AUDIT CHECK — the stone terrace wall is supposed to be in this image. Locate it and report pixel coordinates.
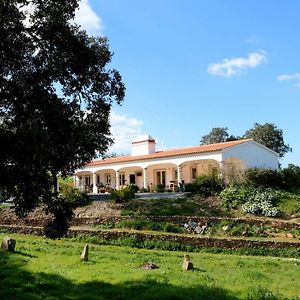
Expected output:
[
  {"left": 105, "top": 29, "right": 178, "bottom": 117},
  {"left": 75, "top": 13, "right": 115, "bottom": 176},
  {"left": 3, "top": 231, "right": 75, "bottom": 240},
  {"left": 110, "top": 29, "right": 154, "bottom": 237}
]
[{"left": 1, "top": 224, "right": 299, "bottom": 251}]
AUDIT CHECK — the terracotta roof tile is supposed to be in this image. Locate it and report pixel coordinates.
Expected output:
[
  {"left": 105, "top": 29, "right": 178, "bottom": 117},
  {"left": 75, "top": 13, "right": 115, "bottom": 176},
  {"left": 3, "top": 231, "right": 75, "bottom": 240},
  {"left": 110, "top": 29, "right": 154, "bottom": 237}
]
[{"left": 86, "top": 139, "right": 252, "bottom": 167}]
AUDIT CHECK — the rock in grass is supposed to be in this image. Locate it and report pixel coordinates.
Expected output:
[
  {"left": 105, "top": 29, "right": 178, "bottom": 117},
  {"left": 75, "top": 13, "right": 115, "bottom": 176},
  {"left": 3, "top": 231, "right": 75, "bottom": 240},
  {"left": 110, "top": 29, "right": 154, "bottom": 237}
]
[
  {"left": 140, "top": 262, "right": 159, "bottom": 269},
  {"left": 182, "top": 254, "right": 193, "bottom": 271},
  {"left": 1, "top": 237, "right": 16, "bottom": 252},
  {"left": 81, "top": 244, "right": 89, "bottom": 261}
]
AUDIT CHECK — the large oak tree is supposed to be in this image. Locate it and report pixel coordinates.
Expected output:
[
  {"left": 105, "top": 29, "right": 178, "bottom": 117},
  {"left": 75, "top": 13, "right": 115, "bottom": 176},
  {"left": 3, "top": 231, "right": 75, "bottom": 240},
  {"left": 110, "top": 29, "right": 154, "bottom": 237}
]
[{"left": 0, "top": 0, "right": 125, "bottom": 236}]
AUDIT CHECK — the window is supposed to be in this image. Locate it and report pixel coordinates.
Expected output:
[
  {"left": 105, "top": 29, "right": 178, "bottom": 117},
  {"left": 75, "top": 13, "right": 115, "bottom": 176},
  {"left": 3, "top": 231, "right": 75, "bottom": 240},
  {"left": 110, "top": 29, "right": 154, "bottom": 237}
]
[
  {"left": 156, "top": 170, "right": 166, "bottom": 186},
  {"left": 191, "top": 167, "right": 197, "bottom": 180},
  {"left": 105, "top": 173, "right": 111, "bottom": 185},
  {"left": 119, "top": 173, "right": 126, "bottom": 185}
]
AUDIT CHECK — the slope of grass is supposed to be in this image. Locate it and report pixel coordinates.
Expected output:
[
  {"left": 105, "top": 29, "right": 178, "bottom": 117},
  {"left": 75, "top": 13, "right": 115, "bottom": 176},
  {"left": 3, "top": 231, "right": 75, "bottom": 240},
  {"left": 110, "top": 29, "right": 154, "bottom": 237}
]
[
  {"left": 121, "top": 196, "right": 227, "bottom": 217},
  {"left": 0, "top": 233, "right": 300, "bottom": 299}
]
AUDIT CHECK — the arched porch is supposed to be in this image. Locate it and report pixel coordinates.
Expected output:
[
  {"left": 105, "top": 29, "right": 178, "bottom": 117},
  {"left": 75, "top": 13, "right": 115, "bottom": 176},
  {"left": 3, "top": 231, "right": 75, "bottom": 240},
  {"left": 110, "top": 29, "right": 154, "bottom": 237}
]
[
  {"left": 74, "top": 171, "right": 93, "bottom": 192},
  {"left": 179, "top": 159, "right": 221, "bottom": 182}
]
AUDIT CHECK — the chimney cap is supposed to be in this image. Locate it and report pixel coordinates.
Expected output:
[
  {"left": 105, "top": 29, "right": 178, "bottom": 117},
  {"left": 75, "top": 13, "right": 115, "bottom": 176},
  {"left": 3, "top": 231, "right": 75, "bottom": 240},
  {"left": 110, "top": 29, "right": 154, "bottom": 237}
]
[{"left": 132, "top": 134, "right": 155, "bottom": 144}]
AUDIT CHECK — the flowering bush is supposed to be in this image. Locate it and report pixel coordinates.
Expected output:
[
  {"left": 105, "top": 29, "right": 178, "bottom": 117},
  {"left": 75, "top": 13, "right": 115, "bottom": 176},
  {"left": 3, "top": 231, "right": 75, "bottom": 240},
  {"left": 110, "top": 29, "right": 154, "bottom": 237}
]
[
  {"left": 220, "top": 186, "right": 280, "bottom": 217},
  {"left": 242, "top": 200, "right": 280, "bottom": 217}
]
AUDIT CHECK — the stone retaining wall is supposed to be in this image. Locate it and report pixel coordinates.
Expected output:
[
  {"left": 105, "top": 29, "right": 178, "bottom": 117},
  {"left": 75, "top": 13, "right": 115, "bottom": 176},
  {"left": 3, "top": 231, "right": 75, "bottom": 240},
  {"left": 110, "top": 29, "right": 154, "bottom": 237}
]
[
  {"left": 1, "top": 224, "right": 299, "bottom": 251},
  {"left": 69, "top": 216, "right": 300, "bottom": 230},
  {"left": 1, "top": 215, "right": 300, "bottom": 230}
]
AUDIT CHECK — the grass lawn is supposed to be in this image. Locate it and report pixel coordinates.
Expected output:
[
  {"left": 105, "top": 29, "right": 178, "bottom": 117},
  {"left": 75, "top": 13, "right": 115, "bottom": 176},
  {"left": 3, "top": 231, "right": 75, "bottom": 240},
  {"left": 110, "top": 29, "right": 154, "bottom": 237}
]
[{"left": 1, "top": 233, "right": 300, "bottom": 300}]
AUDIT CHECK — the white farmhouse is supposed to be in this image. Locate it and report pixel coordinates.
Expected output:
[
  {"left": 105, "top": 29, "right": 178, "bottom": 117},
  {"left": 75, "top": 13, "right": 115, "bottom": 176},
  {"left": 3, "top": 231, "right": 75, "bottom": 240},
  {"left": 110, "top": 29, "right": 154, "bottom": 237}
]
[{"left": 74, "top": 135, "right": 279, "bottom": 193}]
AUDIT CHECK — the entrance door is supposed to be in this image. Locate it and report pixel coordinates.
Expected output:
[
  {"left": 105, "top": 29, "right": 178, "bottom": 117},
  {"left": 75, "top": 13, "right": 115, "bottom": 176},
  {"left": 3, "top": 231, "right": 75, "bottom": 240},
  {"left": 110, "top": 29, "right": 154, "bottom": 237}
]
[
  {"left": 156, "top": 170, "right": 166, "bottom": 186},
  {"left": 129, "top": 174, "right": 136, "bottom": 184}
]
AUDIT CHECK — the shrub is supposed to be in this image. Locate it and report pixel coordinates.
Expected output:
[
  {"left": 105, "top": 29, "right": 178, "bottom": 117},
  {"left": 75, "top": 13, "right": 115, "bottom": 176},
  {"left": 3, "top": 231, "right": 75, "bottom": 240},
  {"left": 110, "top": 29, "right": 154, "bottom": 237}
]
[
  {"left": 281, "top": 164, "right": 300, "bottom": 191},
  {"left": 111, "top": 186, "right": 135, "bottom": 203},
  {"left": 128, "top": 184, "right": 139, "bottom": 193},
  {"left": 185, "top": 174, "right": 224, "bottom": 196},
  {"left": 244, "top": 168, "right": 284, "bottom": 189},
  {"left": 156, "top": 184, "right": 165, "bottom": 193},
  {"left": 59, "top": 184, "right": 90, "bottom": 208},
  {"left": 220, "top": 186, "right": 280, "bottom": 217},
  {"left": 219, "top": 186, "right": 253, "bottom": 208},
  {"left": 242, "top": 201, "right": 280, "bottom": 217}
]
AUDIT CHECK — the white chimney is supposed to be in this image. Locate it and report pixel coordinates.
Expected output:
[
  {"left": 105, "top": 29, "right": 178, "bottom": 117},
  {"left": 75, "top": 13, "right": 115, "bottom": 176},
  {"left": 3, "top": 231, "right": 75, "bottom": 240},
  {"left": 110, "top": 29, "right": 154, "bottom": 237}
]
[{"left": 132, "top": 134, "right": 156, "bottom": 156}]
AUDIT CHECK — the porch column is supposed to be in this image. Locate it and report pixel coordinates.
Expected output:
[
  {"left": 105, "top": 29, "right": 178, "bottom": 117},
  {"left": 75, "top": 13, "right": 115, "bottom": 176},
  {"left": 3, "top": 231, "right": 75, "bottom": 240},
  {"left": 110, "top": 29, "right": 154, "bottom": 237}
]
[
  {"left": 92, "top": 173, "right": 98, "bottom": 194},
  {"left": 177, "top": 166, "right": 182, "bottom": 187},
  {"left": 73, "top": 176, "right": 77, "bottom": 188},
  {"left": 116, "top": 170, "right": 120, "bottom": 190},
  {"left": 143, "top": 168, "right": 147, "bottom": 189}
]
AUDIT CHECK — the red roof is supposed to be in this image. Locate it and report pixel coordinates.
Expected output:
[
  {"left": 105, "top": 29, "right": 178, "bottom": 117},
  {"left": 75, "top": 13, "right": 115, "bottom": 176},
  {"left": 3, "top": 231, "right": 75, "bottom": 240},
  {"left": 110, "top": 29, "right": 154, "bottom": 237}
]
[{"left": 87, "top": 139, "right": 252, "bottom": 167}]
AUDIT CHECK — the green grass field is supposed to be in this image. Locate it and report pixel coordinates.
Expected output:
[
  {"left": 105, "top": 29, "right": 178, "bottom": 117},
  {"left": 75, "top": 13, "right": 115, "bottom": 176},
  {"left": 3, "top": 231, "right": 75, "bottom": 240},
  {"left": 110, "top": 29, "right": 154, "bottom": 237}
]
[{"left": 1, "top": 233, "right": 300, "bottom": 300}]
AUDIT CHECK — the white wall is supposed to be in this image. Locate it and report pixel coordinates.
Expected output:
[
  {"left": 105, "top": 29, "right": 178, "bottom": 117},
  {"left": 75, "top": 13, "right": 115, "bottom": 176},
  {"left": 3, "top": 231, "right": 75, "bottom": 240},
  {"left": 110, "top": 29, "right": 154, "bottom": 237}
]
[{"left": 222, "top": 141, "right": 279, "bottom": 170}]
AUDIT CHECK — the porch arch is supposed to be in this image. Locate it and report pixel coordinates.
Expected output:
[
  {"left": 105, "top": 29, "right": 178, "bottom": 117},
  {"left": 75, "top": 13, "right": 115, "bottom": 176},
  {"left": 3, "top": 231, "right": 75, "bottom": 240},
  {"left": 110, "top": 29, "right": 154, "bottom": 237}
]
[
  {"left": 74, "top": 171, "right": 93, "bottom": 192},
  {"left": 179, "top": 159, "right": 221, "bottom": 182},
  {"left": 145, "top": 162, "right": 178, "bottom": 191},
  {"left": 117, "top": 166, "right": 144, "bottom": 189}
]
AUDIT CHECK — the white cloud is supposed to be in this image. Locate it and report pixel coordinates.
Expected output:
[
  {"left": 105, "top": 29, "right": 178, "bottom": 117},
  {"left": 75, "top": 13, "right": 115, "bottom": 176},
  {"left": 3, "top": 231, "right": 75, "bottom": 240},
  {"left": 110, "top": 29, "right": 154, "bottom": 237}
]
[
  {"left": 74, "top": 0, "right": 103, "bottom": 34},
  {"left": 109, "top": 111, "right": 145, "bottom": 153},
  {"left": 277, "top": 73, "right": 300, "bottom": 81},
  {"left": 277, "top": 73, "right": 300, "bottom": 88},
  {"left": 207, "top": 50, "right": 267, "bottom": 77}
]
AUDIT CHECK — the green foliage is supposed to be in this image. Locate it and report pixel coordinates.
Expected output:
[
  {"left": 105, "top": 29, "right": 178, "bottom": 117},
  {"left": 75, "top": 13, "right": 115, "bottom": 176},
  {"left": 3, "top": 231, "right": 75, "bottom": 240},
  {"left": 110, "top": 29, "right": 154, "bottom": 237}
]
[
  {"left": 219, "top": 186, "right": 252, "bottom": 208},
  {"left": 244, "top": 122, "right": 292, "bottom": 158},
  {"left": 276, "top": 190, "right": 300, "bottom": 217},
  {"left": 281, "top": 164, "right": 300, "bottom": 191},
  {"left": 115, "top": 219, "right": 184, "bottom": 233},
  {"left": 121, "top": 197, "right": 206, "bottom": 216},
  {"left": 111, "top": 186, "right": 135, "bottom": 203},
  {"left": 43, "top": 197, "right": 74, "bottom": 239},
  {"left": 220, "top": 186, "right": 280, "bottom": 217},
  {"left": 0, "top": 0, "right": 125, "bottom": 236},
  {"left": 185, "top": 174, "right": 224, "bottom": 196},
  {"left": 245, "top": 168, "right": 284, "bottom": 189},
  {"left": 128, "top": 184, "right": 139, "bottom": 193},
  {"left": 200, "top": 127, "right": 237, "bottom": 145},
  {"left": 42, "top": 184, "right": 90, "bottom": 238},
  {"left": 241, "top": 165, "right": 300, "bottom": 192},
  {"left": 59, "top": 184, "right": 90, "bottom": 208},
  {"left": 156, "top": 184, "right": 165, "bottom": 193}
]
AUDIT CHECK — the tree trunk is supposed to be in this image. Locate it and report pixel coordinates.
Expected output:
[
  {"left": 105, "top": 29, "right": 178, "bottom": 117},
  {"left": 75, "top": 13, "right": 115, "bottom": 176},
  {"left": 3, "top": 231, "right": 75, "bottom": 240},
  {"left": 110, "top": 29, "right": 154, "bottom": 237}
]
[{"left": 52, "top": 171, "right": 58, "bottom": 193}]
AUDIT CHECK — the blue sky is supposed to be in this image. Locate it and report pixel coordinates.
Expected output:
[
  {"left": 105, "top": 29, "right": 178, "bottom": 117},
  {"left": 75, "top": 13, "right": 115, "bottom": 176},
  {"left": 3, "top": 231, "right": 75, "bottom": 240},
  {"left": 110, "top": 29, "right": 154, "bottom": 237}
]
[{"left": 75, "top": 0, "right": 300, "bottom": 166}]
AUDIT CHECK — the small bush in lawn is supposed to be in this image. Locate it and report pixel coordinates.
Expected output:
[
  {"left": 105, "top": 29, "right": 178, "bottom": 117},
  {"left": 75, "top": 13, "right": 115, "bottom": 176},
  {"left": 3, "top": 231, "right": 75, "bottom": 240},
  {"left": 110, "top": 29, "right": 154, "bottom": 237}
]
[
  {"left": 111, "top": 186, "right": 135, "bottom": 203},
  {"left": 185, "top": 174, "right": 224, "bottom": 196}
]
